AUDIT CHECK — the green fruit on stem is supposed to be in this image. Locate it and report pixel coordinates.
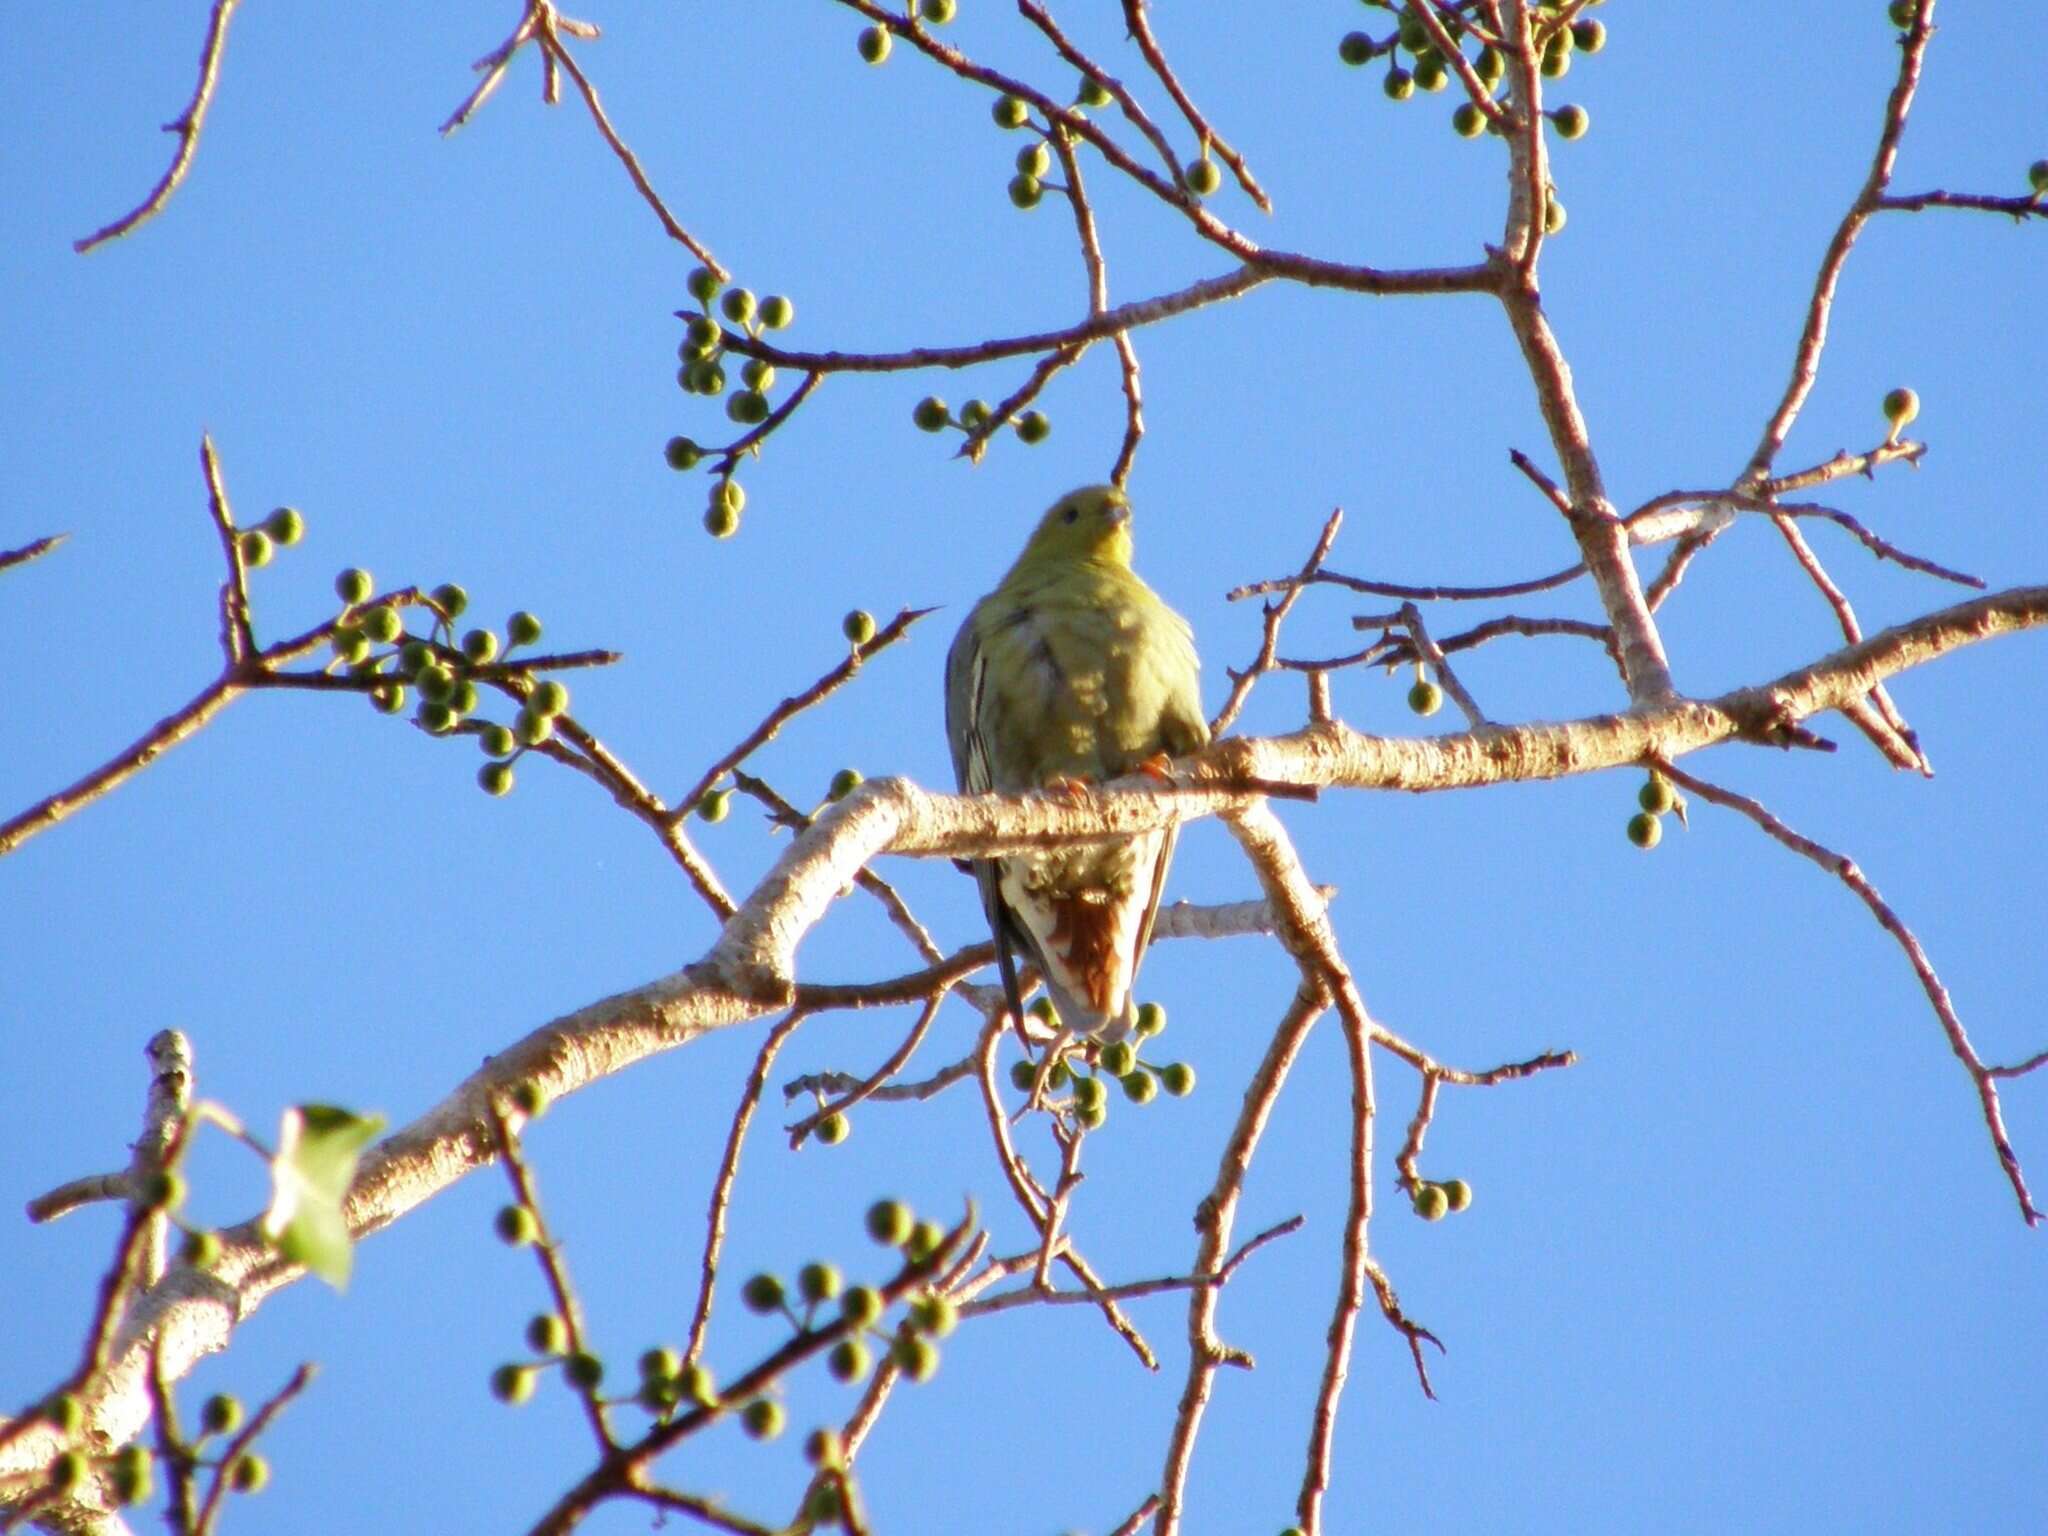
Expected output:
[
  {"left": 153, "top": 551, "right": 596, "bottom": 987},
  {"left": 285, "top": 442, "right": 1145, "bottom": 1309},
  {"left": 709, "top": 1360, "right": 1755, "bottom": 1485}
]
[
  {"left": 1551, "top": 104, "right": 1589, "bottom": 140},
  {"left": 857, "top": 25, "right": 890, "bottom": 63},
  {"left": 759, "top": 294, "right": 795, "bottom": 329},
  {"left": 1627, "top": 810, "right": 1663, "bottom": 850},
  {"left": 1185, "top": 158, "right": 1223, "bottom": 197},
  {"left": 993, "top": 94, "right": 1030, "bottom": 130},
  {"left": 1408, "top": 679, "right": 1443, "bottom": 716},
  {"left": 913, "top": 396, "right": 951, "bottom": 432},
  {"left": 1008, "top": 172, "right": 1044, "bottom": 209},
  {"left": 1339, "top": 31, "right": 1374, "bottom": 65},
  {"left": 1413, "top": 1182, "right": 1450, "bottom": 1221}
]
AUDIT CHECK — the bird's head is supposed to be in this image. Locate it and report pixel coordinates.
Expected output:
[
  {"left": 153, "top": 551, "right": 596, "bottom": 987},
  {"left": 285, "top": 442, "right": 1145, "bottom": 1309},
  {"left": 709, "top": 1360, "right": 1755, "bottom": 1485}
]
[{"left": 1013, "top": 485, "right": 1134, "bottom": 571}]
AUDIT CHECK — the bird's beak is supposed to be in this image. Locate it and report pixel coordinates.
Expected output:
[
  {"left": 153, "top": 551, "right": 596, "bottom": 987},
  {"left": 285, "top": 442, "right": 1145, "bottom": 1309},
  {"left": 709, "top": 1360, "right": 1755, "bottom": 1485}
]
[{"left": 1104, "top": 494, "right": 1131, "bottom": 527}]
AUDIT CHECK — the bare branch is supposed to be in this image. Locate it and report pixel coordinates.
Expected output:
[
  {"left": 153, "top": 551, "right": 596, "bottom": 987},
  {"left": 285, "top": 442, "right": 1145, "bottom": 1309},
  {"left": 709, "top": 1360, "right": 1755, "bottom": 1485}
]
[{"left": 74, "top": 0, "right": 242, "bottom": 252}]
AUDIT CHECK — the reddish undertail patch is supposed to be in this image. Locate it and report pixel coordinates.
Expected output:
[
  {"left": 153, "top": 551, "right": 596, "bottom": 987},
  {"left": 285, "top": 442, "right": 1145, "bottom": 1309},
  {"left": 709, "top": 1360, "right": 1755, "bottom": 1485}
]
[{"left": 1045, "top": 889, "right": 1120, "bottom": 1014}]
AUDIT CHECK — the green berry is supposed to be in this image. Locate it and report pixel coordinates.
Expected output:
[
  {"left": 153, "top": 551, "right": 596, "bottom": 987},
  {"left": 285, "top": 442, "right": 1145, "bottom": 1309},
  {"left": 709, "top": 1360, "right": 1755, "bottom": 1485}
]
[
  {"left": 891, "top": 1332, "right": 940, "bottom": 1383},
  {"left": 640, "top": 1346, "right": 682, "bottom": 1382},
  {"left": 1046, "top": 1061, "right": 1070, "bottom": 1089},
  {"left": 828, "top": 767, "right": 863, "bottom": 801},
  {"left": 565, "top": 1352, "right": 605, "bottom": 1390},
  {"left": 993, "top": 94, "right": 1030, "bottom": 129},
  {"left": 1883, "top": 387, "right": 1920, "bottom": 429},
  {"left": 43, "top": 1394, "right": 84, "bottom": 1435},
  {"left": 507, "top": 611, "right": 543, "bottom": 647},
  {"left": 530, "top": 679, "right": 568, "bottom": 717},
  {"left": 141, "top": 1169, "right": 185, "bottom": 1212},
  {"left": 1639, "top": 774, "right": 1677, "bottom": 814},
  {"left": 680, "top": 1362, "right": 718, "bottom": 1406},
  {"left": 515, "top": 707, "right": 554, "bottom": 747},
  {"left": 1408, "top": 679, "right": 1443, "bottom": 716},
  {"left": 1100, "top": 1039, "right": 1136, "bottom": 1076},
  {"left": 1010, "top": 1059, "right": 1038, "bottom": 1092},
  {"left": 461, "top": 628, "right": 499, "bottom": 665},
  {"left": 741, "top": 1398, "right": 785, "bottom": 1440},
  {"left": 182, "top": 1228, "right": 223, "bottom": 1269},
  {"left": 759, "top": 294, "right": 795, "bottom": 329},
  {"left": 111, "top": 1443, "right": 153, "bottom": 1504},
  {"left": 857, "top": 25, "right": 890, "bottom": 63},
  {"left": 201, "top": 1393, "right": 243, "bottom": 1436},
  {"left": 843, "top": 609, "right": 877, "bottom": 645},
  {"left": 50, "top": 1451, "right": 88, "bottom": 1493},
  {"left": 1121, "top": 1071, "right": 1157, "bottom": 1105},
  {"left": 1541, "top": 40, "right": 1570, "bottom": 77},
  {"left": 798, "top": 1262, "right": 842, "bottom": 1303},
  {"left": 332, "top": 628, "right": 371, "bottom": 665},
  {"left": 228, "top": 1453, "right": 269, "bottom": 1494},
  {"left": 637, "top": 1376, "right": 679, "bottom": 1413},
  {"left": 495, "top": 1203, "right": 539, "bottom": 1245},
  {"left": 715, "top": 477, "right": 745, "bottom": 515},
  {"left": 1135, "top": 1001, "right": 1166, "bottom": 1037},
  {"left": 904, "top": 1219, "right": 945, "bottom": 1263},
  {"left": 910, "top": 1292, "right": 959, "bottom": 1337},
  {"left": 913, "top": 396, "right": 951, "bottom": 432},
  {"left": 417, "top": 663, "right": 455, "bottom": 703},
  {"left": 1158, "top": 1062, "right": 1196, "bottom": 1097},
  {"left": 1072, "top": 1075, "right": 1107, "bottom": 1113},
  {"left": 511, "top": 1080, "right": 548, "bottom": 1118},
  {"left": 1028, "top": 996, "right": 1059, "bottom": 1026},
  {"left": 264, "top": 507, "right": 305, "bottom": 545},
  {"left": 1887, "top": 0, "right": 1914, "bottom": 25},
  {"left": 1626, "top": 810, "right": 1663, "bottom": 849},
  {"left": 238, "top": 529, "right": 274, "bottom": 568},
  {"left": 1413, "top": 51, "right": 1448, "bottom": 91},
  {"left": 664, "top": 436, "right": 701, "bottom": 471},
  {"left": 741, "top": 1272, "right": 786, "bottom": 1314},
  {"left": 447, "top": 677, "right": 479, "bottom": 716},
  {"left": 2030, "top": 160, "right": 2048, "bottom": 195},
  {"left": 817, "top": 1111, "right": 850, "bottom": 1145},
  {"left": 957, "top": 399, "right": 991, "bottom": 431},
  {"left": 805, "top": 1427, "right": 845, "bottom": 1467},
  {"left": 1076, "top": 1098, "right": 1106, "bottom": 1130},
  {"left": 1452, "top": 101, "right": 1485, "bottom": 138},
  {"left": 704, "top": 502, "right": 740, "bottom": 538},
  {"left": 740, "top": 358, "right": 776, "bottom": 392},
  {"left": 1008, "top": 172, "right": 1044, "bottom": 209},
  {"left": 1475, "top": 44, "right": 1505, "bottom": 84},
  {"left": 336, "top": 567, "right": 373, "bottom": 605},
  {"left": 398, "top": 639, "right": 433, "bottom": 674},
  {"left": 1397, "top": 13, "right": 1430, "bottom": 52},
  {"left": 698, "top": 787, "right": 732, "bottom": 822},
  {"left": 1551, "top": 104, "right": 1589, "bottom": 140},
  {"left": 1185, "top": 158, "right": 1223, "bottom": 197},
  {"left": 480, "top": 724, "right": 517, "bottom": 758},
  {"left": 362, "top": 605, "right": 403, "bottom": 644},
  {"left": 371, "top": 683, "right": 406, "bottom": 715},
  {"left": 478, "top": 761, "right": 515, "bottom": 797},
  {"left": 841, "top": 1284, "right": 885, "bottom": 1328},
  {"left": 828, "top": 1337, "right": 871, "bottom": 1383},
  {"left": 418, "top": 699, "right": 457, "bottom": 733},
  {"left": 1015, "top": 410, "right": 1051, "bottom": 444},
  {"left": 1339, "top": 30, "right": 1374, "bottom": 65},
  {"left": 687, "top": 265, "right": 721, "bottom": 304},
  {"left": 920, "top": 0, "right": 956, "bottom": 23},
  {"left": 1572, "top": 18, "right": 1606, "bottom": 52},
  {"left": 1016, "top": 141, "right": 1051, "bottom": 178},
  {"left": 1077, "top": 75, "right": 1113, "bottom": 109},
  {"left": 433, "top": 582, "right": 469, "bottom": 619},
  {"left": 727, "top": 390, "right": 771, "bottom": 425},
  {"left": 1443, "top": 1178, "right": 1474, "bottom": 1213},
  {"left": 1413, "top": 1182, "right": 1450, "bottom": 1221},
  {"left": 1545, "top": 194, "right": 1567, "bottom": 234},
  {"left": 1382, "top": 66, "right": 1413, "bottom": 100},
  {"left": 527, "top": 1311, "right": 570, "bottom": 1354},
  {"left": 687, "top": 359, "right": 727, "bottom": 396},
  {"left": 720, "top": 288, "right": 756, "bottom": 327},
  {"left": 867, "top": 1198, "right": 913, "bottom": 1245}
]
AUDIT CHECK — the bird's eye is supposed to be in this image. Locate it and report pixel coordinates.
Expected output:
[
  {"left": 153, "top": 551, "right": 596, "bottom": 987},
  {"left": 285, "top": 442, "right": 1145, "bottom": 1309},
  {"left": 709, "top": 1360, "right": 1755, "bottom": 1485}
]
[{"left": 1063, "top": 506, "right": 1080, "bottom": 524}]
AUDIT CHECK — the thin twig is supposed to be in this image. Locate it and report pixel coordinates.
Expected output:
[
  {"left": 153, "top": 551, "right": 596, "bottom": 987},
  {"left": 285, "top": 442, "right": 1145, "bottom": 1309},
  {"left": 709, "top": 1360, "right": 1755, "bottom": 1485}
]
[
  {"left": 75, "top": 0, "right": 242, "bottom": 252},
  {"left": 1210, "top": 509, "right": 1343, "bottom": 736},
  {"left": 1119, "top": 0, "right": 1271, "bottom": 211},
  {"left": 0, "top": 534, "right": 67, "bottom": 576},
  {"left": 1656, "top": 758, "right": 2042, "bottom": 1225}
]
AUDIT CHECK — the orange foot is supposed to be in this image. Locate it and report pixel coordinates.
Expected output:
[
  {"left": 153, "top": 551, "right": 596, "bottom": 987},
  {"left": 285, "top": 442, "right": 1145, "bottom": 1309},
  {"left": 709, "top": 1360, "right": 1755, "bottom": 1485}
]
[
  {"left": 1043, "top": 774, "right": 1092, "bottom": 801},
  {"left": 1133, "top": 752, "right": 1175, "bottom": 782}
]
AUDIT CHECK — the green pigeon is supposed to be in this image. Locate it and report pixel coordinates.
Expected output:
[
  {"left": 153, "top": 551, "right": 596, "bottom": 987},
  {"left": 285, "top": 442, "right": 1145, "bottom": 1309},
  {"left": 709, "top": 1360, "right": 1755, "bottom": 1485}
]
[{"left": 945, "top": 485, "right": 1208, "bottom": 1040}]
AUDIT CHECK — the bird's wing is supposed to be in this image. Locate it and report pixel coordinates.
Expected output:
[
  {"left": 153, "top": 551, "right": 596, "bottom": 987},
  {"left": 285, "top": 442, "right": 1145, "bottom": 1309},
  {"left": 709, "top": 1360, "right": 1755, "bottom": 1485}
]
[{"left": 946, "top": 605, "right": 1031, "bottom": 1033}]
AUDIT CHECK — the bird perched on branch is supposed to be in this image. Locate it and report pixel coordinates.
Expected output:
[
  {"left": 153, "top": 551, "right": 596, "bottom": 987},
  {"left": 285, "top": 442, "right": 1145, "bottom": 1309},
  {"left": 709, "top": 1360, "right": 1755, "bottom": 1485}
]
[{"left": 945, "top": 484, "right": 1208, "bottom": 1040}]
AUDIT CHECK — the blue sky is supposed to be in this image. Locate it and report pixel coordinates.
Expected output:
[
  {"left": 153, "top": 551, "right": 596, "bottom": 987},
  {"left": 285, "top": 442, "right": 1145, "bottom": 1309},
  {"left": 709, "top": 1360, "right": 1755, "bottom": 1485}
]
[{"left": 4, "top": 4, "right": 2043, "bottom": 1533}]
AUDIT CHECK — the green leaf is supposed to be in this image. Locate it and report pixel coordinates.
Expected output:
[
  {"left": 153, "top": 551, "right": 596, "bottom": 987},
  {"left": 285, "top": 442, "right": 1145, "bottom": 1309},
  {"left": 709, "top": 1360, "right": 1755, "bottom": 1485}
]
[{"left": 261, "top": 1103, "right": 386, "bottom": 1289}]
